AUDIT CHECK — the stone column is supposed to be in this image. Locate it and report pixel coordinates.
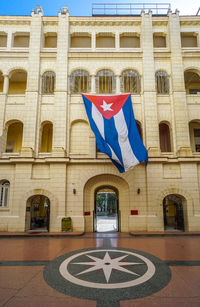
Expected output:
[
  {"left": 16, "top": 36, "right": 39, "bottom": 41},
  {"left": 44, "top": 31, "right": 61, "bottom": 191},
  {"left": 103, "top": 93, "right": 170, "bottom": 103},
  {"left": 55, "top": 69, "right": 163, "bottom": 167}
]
[
  {"left": 21, "top": 6, "right": 43, "bottom": 157},
  {"left": 91, "top": 74, "right": 96, "bottom": 93},
  {"left": 3, "top": 75, "right": 9, "bottom": 94},
  {"left": 116, "top": 75, "right": 121, "bottom": 93},
  {"left": 168, "top": 10, "right": 191, "bottom": 155},
  {"left": 141, "top": 10, "right": 160, "bottom": 155}
]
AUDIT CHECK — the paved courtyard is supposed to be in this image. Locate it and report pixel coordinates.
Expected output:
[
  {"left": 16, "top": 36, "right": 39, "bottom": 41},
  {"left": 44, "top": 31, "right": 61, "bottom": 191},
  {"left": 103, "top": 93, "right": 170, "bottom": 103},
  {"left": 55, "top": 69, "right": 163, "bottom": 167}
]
[{"left": 0, "top": 233, "right": 200, "bottom": 306}]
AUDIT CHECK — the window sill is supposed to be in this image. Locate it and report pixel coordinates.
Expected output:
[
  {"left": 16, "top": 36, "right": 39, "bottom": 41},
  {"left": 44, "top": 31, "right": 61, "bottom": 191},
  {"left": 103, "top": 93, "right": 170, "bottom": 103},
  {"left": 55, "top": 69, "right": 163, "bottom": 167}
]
[
  {"left": 2, "top": 152, "right": 20, "bottom": 158},
  {"left": 0, "top": 207, "right": 10, "bottom": 211}
]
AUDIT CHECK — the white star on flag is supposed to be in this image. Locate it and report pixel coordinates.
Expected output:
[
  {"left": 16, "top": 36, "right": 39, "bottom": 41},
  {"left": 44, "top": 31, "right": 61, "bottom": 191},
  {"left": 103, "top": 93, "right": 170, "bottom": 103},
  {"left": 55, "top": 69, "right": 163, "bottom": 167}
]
[{"left": 100, "top": 100, "right": 113, "bottom": 112}]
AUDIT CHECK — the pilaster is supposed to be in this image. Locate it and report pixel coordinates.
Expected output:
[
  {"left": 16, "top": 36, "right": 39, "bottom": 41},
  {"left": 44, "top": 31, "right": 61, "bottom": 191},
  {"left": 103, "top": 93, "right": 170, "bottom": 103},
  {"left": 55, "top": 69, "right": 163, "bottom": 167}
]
[
  {"left": 115, "top": 32, "right": 120, "bottom": 51},
  {"left": 92, "top": 32, "right": 96, "bottom": 51},
  {"left": 141, "top": 11, "right": 160, "bottom": 155},
  {"left": 22, "top": 7, "right": 43, "bottom": 156},
  {"left": 52, "top": 7, "right": 69, "bottom": 157},
  {"left": 0, "top": 75, "right": 9, "bottom": 152},
  {"left": 168, "top": 11, "right": 191, "bottom": 155}
]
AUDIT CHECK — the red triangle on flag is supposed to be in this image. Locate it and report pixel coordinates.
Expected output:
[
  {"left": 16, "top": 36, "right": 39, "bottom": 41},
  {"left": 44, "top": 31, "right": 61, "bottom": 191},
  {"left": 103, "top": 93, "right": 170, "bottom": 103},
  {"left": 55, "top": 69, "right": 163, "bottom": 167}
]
[{"left": 83, "top": 94, "right": 130, "bottom": 119}]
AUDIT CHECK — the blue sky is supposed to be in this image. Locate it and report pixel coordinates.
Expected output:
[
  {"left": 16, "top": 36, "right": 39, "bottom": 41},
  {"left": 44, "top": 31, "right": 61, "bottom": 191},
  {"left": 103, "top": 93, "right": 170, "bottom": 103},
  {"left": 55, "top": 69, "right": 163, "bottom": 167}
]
[{"left": 0, "top": 0, "right": 199, "bottom": 16}]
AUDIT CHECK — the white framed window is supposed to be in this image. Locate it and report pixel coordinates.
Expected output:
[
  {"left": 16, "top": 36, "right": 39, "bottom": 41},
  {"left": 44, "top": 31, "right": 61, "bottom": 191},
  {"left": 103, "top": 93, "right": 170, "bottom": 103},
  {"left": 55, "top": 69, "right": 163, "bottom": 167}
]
[{"left": 0, "top": 180, "right": 10, "bottom": 207}]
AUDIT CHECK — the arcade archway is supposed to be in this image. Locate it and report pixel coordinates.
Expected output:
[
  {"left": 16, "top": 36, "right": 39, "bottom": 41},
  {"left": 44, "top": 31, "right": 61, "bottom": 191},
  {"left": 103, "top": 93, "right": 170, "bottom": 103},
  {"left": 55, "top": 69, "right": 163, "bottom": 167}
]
[
  {"left": 25, "top": 195, "right": 50, "bottom": 232},
  {"left": 163, "top": 194, "right": 185, "bottom": 232}
]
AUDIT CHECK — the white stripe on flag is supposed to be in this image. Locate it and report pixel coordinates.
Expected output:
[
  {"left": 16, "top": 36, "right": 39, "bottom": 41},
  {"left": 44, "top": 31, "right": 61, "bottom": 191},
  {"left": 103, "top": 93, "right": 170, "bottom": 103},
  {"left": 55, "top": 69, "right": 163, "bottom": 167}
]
[
  {"left": 114, "top": 109, "right": 139, "bottom": 171},
  {"left": 92, "top": 103, "right": 122, "bottom": 166}
]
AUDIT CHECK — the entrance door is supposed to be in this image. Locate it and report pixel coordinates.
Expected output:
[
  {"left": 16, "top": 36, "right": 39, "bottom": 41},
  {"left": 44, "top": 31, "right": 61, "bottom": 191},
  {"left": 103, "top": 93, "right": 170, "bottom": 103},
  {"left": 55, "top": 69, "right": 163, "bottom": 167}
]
[
  {"left": 163, "top": 194, "right": 184, "bottom": 232},
  {"left": 25, "top": 195, "right": 50, "bottom": 232},
  {"left": 94, "top": 187, "right": 119, "bottom": 232}
]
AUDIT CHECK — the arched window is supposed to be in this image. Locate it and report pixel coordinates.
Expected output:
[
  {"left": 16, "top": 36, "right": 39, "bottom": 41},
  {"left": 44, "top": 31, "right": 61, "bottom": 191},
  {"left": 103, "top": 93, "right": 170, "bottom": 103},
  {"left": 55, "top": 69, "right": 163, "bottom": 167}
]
[
  {"left": 0, "top": 180, "right": 10, "bottom": 207},
  {"left": 8, "top": 70, "right": 27, "bottom": 94},
  {"left": 70, "top": 70, "right": 90, "bottom": 93},
  {"left": 136, "top": 121, "right": 143, "bottom": 141},
  {"left": 156, "top": 71, "right": 169, "bottom": 94},
  {"left": 6, "top": 121, "right": 23, "bottom": 153},
  {"left": 159, "top": 123, "right": 171, "bottom": 152},
  {"left": 184, "top": 71, "right": 200, "bottom": 94},
  {"left": 96, "top": 69, "right": 116, "bottom": 94},
  {"left": 121, "top": 70, "right": 141, "bottom": 94},
  {"left": 42, "top": 71, "right": 55, "bottom": 94},
  {"left": 40, "top": 122, "right": 53, "bottom": 152}
]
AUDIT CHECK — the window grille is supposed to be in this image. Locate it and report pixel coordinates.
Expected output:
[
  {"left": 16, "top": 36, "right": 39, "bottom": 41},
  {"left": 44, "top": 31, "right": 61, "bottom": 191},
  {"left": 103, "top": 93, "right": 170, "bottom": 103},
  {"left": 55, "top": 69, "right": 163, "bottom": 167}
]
[
  {"left": 42, "top": 71, "right": 55, "bottom": 94},
  {"left": 70, "top": 70, "right": 90, "bottom": 93},
  {"left": 96, "top": 70, "right": 116, "bottom": 94},
  {"left": 156, "top": 71, "right": 169, "bottom": 94},
  {"left": 121, "top": 70, "right": 141, "bottom": 94},
  {"left": 0, "top": 181, "right": 10, "bottom": 207}
]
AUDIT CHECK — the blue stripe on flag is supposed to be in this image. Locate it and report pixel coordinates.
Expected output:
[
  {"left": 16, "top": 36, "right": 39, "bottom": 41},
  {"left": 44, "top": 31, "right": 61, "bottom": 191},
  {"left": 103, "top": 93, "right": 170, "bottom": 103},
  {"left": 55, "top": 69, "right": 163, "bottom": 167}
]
[{"left": 122, "top": 95, "right": 148, "bottom": 164}]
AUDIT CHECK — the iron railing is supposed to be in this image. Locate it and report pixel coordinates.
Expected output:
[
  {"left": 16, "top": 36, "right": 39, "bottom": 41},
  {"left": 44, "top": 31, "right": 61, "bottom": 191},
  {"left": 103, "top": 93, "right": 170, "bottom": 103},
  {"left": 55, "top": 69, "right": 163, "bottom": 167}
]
[{"left": 92, "top": 3, "right": 171, "bottom": 16}]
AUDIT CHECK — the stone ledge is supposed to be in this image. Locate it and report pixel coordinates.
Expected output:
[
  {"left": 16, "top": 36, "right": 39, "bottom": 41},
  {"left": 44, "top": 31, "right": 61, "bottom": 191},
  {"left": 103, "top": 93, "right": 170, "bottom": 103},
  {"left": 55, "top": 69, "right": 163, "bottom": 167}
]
[
  {"left": 0, "top": 231, "right": 85, "bottom": 238},
  {"left": 129, "top": 231, "right": 200, "bottom": 237}
]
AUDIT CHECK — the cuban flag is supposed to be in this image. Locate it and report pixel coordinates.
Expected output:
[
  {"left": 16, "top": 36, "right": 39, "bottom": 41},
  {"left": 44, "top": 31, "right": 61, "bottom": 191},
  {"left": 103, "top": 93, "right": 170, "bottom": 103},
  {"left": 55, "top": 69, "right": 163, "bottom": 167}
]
[{"left": 82, "top": 94, "right": 148, "bottom": 173}]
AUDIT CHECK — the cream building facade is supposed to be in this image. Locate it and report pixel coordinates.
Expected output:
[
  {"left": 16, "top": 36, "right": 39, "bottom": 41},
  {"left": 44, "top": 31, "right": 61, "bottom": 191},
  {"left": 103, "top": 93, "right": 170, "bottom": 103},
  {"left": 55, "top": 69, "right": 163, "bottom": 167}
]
[{"left": 0, "top": 5, "right": 200, "bottom": 233}]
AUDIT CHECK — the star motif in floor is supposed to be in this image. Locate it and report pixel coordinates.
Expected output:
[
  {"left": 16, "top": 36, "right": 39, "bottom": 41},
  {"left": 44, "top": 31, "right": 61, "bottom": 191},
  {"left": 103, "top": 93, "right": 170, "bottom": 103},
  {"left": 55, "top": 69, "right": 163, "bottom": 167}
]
[{"left": 72, "top": 252, "right": 143, "bottom": 283}]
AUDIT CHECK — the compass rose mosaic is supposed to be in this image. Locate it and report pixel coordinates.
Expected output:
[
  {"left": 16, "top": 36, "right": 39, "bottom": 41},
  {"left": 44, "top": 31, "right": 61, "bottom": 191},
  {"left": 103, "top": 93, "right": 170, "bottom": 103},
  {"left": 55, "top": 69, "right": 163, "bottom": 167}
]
[{"left": 44, "top": 247, "right": 171, "bottom": 302}]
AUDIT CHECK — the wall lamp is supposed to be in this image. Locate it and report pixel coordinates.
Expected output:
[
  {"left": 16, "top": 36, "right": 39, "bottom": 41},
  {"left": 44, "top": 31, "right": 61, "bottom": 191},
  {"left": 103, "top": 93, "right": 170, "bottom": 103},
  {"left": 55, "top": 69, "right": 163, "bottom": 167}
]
[{"left": 137, "top": 188, "right": 141, "bottom": 195}]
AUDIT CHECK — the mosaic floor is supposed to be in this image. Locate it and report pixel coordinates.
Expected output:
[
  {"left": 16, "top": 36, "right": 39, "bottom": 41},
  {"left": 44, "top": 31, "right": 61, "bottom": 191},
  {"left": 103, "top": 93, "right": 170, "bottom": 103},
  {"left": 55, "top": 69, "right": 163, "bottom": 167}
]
[{"left": 0, "top": 234, "right": 200, "bottom": 306}]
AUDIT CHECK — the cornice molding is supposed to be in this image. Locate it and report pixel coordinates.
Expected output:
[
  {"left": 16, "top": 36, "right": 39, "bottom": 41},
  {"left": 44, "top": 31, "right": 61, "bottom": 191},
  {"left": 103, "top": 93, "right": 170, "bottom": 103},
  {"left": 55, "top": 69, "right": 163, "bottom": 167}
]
[
  {"left": 180, "top": 20, "right": 200, "bottom": 26},
  {"left": 0, "top": 20, "right": 30, "bottom": 26},
  {"left": 70, "top": 19, "right": 141, "bottom": 27},
  {"left": 43, "top": 21, "right": 58, "bottom": 26}
]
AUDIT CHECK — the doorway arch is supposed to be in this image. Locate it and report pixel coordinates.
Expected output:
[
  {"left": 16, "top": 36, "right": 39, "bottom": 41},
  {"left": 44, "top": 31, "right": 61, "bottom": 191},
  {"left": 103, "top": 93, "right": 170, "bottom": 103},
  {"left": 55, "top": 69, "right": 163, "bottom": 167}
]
[
  {"left": 25, "top": 195, "right": 50, "bottom": 232},
  {"left": 83, "top": 174, "right": 130, "bottom": 233},
  {"left": 94, "top": 186, "right": 119, "bottom": 232},
  {"left": 163, "top": 194, "right": 185, "bottom": 232}
]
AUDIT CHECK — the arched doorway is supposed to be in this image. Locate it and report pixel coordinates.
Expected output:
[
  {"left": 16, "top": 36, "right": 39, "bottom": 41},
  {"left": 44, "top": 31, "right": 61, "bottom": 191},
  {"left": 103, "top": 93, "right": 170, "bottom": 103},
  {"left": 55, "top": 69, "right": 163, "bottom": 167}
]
[
  {"left": 94, "top": 186, "right": 119, "bottom": 232},
  {"left": 163, "top": 194, "right": 184, "bottom": 232},
  {"left": 25, "top": 195, "right": 50, "bottom": 232}
]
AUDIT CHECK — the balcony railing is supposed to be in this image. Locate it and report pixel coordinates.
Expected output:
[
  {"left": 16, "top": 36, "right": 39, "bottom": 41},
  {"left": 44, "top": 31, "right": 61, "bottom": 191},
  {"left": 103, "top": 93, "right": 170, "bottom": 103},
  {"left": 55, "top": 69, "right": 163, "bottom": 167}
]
[{"left": 92, "top": 3, "right": 171, "bottom": 16}]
